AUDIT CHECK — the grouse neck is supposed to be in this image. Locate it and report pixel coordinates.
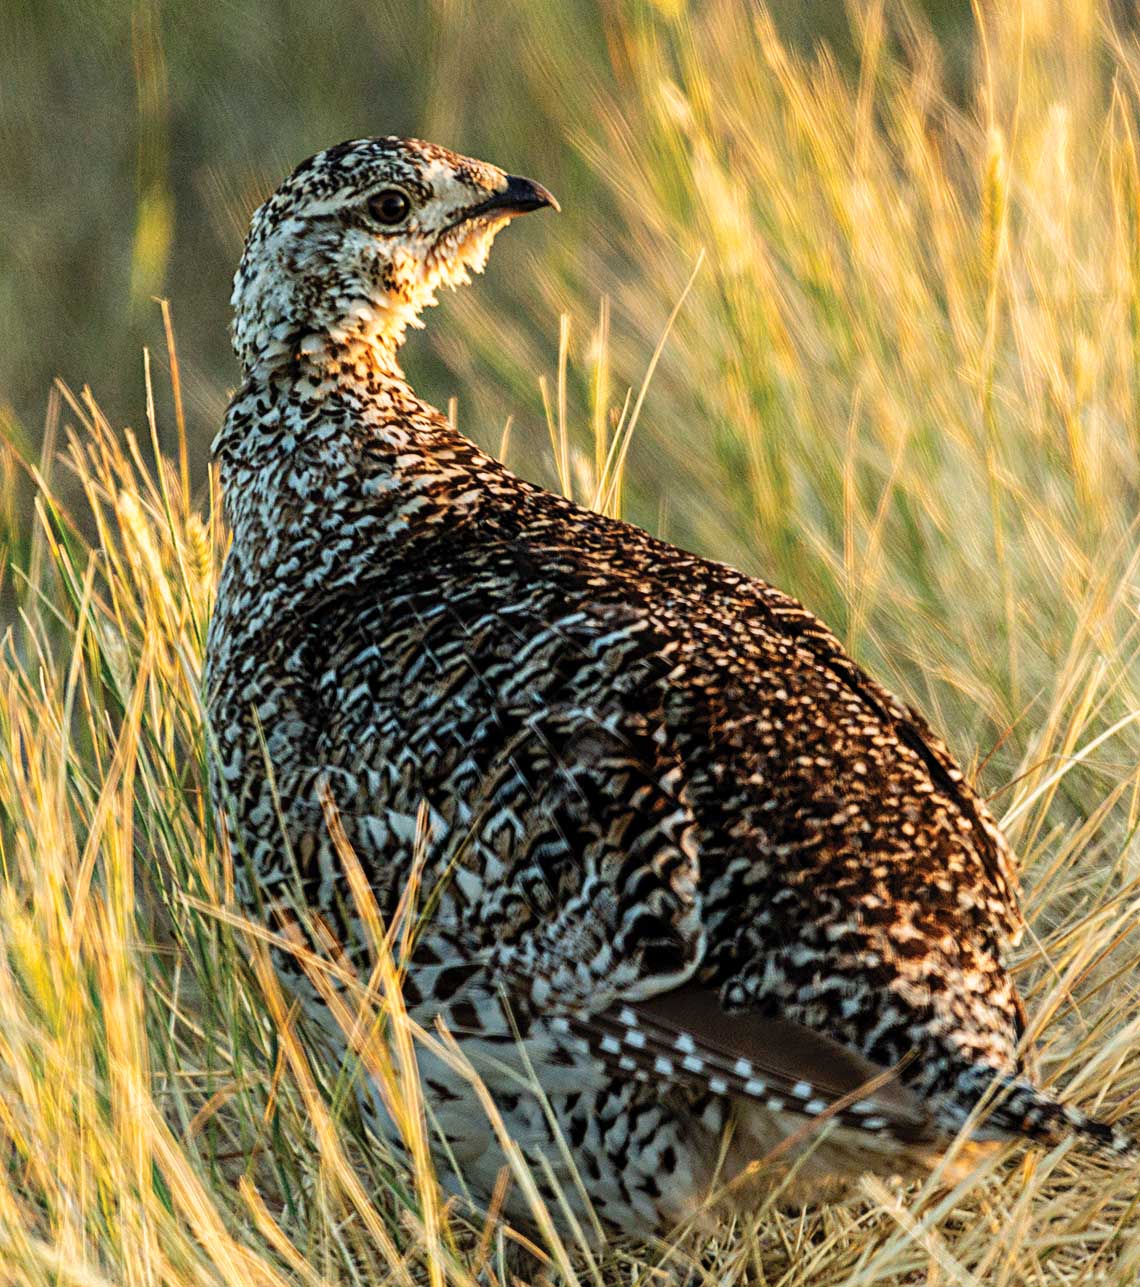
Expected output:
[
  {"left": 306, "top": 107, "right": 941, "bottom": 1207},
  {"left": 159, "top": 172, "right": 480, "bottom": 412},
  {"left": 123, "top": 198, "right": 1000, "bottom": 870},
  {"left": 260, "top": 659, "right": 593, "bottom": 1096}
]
[
  {"left": 215, "top": 323, "right": 506, "bottom": 556},
  {"left": 245, "top": 326, "right": 408, "bottom": 394},
  {"left": 215, "top": 325, "right": 447, "bottom": 462}
]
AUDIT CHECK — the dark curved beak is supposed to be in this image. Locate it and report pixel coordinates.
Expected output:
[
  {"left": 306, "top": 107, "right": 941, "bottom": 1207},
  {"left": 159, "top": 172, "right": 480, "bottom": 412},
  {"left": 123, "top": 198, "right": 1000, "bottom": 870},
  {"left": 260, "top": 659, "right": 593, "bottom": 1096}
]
[{"left": 465, "top": 174, "right": 560, "bottom": 222}]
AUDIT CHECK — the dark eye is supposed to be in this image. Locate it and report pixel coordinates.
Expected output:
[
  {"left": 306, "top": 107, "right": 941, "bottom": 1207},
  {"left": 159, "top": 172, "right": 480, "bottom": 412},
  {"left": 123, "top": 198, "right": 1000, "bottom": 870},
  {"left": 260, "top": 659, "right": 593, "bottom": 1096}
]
[{"left": 368, "top": 188, "right": 411, "bottom": 226}]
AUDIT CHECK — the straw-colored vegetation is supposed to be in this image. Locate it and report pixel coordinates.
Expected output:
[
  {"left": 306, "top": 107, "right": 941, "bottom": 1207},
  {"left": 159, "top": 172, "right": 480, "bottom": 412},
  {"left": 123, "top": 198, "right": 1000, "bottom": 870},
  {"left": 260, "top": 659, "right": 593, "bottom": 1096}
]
[{"left": 2, "top": 1, "right": 1140, "bottom": 1282}]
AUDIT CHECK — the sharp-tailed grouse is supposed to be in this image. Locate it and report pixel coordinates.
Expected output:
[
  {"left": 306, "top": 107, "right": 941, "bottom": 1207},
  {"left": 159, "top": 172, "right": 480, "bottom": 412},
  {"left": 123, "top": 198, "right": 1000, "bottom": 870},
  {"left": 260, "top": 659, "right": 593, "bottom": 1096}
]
[{"left": 205, "top": 136, "right": 1132, "bottom": 1237}]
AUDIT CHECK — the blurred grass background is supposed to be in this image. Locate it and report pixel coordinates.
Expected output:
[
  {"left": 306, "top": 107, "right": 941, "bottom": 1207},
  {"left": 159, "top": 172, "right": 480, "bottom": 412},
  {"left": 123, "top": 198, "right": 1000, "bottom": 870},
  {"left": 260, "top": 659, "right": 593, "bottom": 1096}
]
[
  {"left": 0, "top": 0, "right": 1084, "bottom": 742},
  {"left": 3, "top": 1, "right": 1140, "bottom": 1283},
  {"left": 7, "top": 0, "right": 1125, "bottom": 786},
  {"left": 1, "top": 0, "right": 975, "bottom": 439}
]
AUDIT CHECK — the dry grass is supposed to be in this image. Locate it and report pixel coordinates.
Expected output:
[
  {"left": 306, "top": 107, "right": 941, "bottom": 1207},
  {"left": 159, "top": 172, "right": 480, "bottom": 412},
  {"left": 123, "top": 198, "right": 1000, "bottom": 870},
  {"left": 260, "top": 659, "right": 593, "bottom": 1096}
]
[{"left": 1, "top": 1, "right": 1140, "bottom": 1282}]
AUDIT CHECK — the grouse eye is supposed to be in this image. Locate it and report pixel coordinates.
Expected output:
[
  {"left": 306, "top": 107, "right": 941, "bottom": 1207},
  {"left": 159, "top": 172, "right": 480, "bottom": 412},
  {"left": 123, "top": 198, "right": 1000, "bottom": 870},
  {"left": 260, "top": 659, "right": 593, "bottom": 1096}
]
[{"left": 368, "top": 188, "right": 411, "bottom": 226}]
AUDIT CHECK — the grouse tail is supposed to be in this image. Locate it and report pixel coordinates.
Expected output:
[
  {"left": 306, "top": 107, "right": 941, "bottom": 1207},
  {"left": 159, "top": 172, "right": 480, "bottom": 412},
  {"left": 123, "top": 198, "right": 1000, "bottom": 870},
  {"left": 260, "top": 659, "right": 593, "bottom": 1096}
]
[{"left": 950, "top": 1065, "right": 1136, "bottom": 1161}]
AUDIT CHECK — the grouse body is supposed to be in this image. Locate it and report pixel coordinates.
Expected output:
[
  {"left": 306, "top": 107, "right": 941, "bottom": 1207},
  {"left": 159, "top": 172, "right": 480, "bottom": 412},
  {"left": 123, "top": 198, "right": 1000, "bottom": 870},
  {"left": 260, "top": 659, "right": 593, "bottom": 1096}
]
[{"left": 205, "top": 136, "right": 1132, "bottom": 1237}]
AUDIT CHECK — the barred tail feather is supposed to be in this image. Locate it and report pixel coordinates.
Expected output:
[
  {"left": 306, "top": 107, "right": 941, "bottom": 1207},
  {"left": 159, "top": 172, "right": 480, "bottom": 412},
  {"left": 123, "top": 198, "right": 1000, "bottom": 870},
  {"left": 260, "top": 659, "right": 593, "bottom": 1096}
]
[{"left": 949, "top": 1066, "right": 1136, "bottom": 1161}]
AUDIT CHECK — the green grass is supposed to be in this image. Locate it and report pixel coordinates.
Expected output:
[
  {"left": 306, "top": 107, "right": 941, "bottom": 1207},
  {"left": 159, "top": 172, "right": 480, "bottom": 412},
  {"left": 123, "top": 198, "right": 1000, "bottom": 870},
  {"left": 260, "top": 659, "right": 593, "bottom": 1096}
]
[{"left": 2, "top": 1, "right": 1140, "bottom": 1282}]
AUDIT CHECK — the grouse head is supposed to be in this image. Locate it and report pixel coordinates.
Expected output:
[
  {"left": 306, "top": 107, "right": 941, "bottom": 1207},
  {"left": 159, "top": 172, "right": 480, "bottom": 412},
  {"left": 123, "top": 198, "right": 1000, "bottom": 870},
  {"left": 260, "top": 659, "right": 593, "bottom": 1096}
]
[{"left": 230, "top": 136, "right": 557, "bottom": 374}]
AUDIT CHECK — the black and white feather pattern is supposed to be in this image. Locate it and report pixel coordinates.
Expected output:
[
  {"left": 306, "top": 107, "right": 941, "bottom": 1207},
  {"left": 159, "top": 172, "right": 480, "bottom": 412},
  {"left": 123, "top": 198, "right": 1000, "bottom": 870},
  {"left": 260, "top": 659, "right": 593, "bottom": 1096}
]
[
  {"left": 558, "top": 990, "right": 931, "bottom": 1138},
  {"left": 205, "top": 135, "right": 1135, "bottom": 1239}
]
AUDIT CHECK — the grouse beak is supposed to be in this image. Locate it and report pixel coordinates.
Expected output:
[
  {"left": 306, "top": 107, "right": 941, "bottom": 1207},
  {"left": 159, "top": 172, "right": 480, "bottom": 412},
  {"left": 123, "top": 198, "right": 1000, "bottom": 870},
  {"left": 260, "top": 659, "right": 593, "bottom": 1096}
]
[{"left": 465, "top": 174, "right": 560, "bottom": 222}]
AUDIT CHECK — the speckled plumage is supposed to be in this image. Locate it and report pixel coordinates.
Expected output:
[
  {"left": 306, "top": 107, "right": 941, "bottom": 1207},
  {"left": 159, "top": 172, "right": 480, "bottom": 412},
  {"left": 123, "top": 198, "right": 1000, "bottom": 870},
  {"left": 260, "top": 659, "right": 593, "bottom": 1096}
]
[{"left": 205, "top": 136, "right": 1133, "bottom": 1237}]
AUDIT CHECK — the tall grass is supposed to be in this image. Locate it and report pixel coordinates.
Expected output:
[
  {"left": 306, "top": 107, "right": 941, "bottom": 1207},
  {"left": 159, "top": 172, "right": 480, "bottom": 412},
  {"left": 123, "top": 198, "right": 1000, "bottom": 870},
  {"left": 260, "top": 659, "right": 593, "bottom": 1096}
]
[{"left": 1, "top": 1, "right": 1139, "bottom": 1282}]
